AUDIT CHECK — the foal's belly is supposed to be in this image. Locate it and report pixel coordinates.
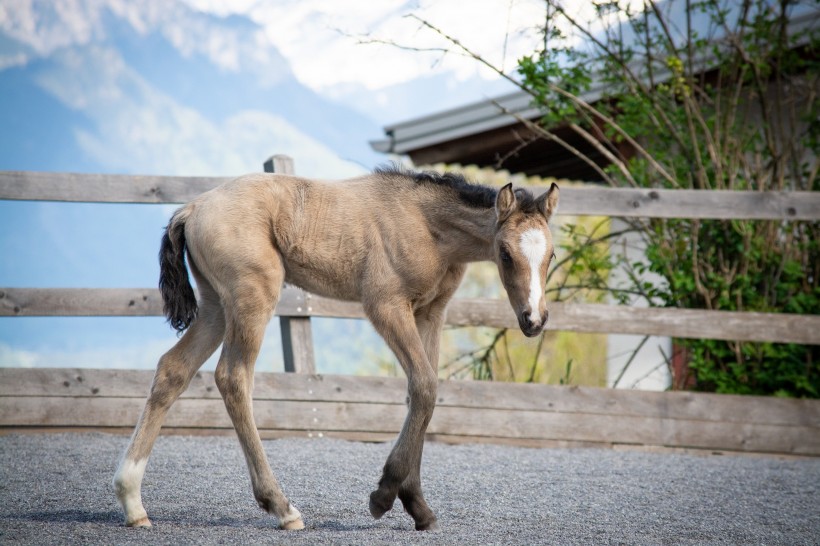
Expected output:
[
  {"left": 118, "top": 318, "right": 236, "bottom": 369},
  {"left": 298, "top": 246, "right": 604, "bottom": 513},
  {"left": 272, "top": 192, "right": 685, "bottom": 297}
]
[{"left": 282, "top": 262, "right": 362, "bottom": 302}]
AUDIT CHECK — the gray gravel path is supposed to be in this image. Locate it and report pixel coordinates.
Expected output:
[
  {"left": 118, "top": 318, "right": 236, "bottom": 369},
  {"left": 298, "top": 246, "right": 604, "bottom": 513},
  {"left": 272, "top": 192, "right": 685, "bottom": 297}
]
[{"left": 1, "top": 433, "right": 818, "bottom": 545}]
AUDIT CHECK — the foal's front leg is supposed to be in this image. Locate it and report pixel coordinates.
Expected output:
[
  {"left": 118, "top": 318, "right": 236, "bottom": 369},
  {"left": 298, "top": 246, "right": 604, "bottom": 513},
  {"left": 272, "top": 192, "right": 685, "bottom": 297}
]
[
  {"left": 366, "top": 302, "right": 440, "bottom": 530},
  {"left": 395, "top": 266, "right": 465, "bottom": 529},
  {"left": 391, "top": 298, "right": 453, "bottom": 529}
]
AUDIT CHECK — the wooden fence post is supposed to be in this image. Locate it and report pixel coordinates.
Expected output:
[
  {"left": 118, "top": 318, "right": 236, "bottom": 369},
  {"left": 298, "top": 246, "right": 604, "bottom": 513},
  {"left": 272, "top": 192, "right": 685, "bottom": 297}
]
[{"left": 263, "top": 155, "right": 316, "bottom": 374}]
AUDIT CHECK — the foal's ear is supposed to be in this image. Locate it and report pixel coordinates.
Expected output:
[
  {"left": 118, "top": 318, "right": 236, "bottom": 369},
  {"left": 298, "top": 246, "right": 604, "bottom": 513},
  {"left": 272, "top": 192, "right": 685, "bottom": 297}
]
[
  {"left": 495, "top": 183, "right": 517, "bottom": 224},
  {"left": 536, "top": 183, "right": 559, "bottom": 222}
]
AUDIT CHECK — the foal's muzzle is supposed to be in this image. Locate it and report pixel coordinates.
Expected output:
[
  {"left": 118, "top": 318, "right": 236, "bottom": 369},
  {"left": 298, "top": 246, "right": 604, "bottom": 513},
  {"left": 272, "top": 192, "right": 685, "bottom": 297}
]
[{"left": 519, "top": 310, "right": 548, "bottom": 338}]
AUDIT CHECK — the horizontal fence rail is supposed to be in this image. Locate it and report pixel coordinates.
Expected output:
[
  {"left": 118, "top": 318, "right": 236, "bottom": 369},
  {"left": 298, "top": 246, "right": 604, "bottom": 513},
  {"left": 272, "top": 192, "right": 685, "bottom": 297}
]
[
  {"left": 1, "top": 287, "right": 819, "bottom": 344},
  {"left": 0, "top": 171, "right": 231, "bottom": 204},
  {"left": 3, "top": 170, "right": 820, "bottom": 219},
  {"left": 2, "top": 368, "right": 818, "bottom": 455}
]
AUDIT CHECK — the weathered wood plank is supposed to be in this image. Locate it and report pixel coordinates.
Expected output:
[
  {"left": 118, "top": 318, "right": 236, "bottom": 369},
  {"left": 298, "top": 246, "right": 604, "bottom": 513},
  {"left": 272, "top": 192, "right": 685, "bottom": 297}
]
[
  {"left": 428, "top": 404, "right": 819, "bottom": 455},
  {"left": 280, "top": 317, "right": 316, "bottom": 374},
  {"left": 2, "top": 369, "right": 817, "bottom": 428},
  {"left": 445, "top": 299, "right": 820, "bottom": 344},
  {"left": 0, "top": 288, "right": 164, "bottom": 316},
  {"left": 276, "top": 292, "right": 364, "bottom": 319},
  {"left": 451, "top": 297, "right": 801, "bottom": 343},
  {"left": 2, "top": 287, "right": 818, "bottom": 343},
  {"left": 2, "top": 171, "right": 819, "bottom": 220},
  {"left": 0, "top": 171, "right": 230, "bottom": 203},
  {"left": 544, "top": 302, "right": 820, "bottom": 345},
  {"left": 13, "top": 425, "right": 800, "bottom": 456},
  {"left": 0, "top": 287, "right": 346, "bottom": 318},
  {"left": 542, "top": 186, "right": 820, "bottom": 220},
  {"left": 0, "top": 425, "right": 608, "bottom": 450},
  {"left": 0, "top": 426, "right": 400, "bottom": 444},
  {"left": 5, "top": 425, "right": 812, "bottom": 456},
  {"left": 2, "top": 395, "right": 817, "bottom": 454}
]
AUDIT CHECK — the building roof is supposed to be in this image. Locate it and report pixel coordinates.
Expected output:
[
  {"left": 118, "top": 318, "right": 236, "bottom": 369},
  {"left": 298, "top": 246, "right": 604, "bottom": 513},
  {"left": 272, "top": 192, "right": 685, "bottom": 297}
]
[
  {"left": 369, "top": 85, "right": 609, "bottom": 181},
  {"left": 369, "top": 7, "right": 816, "bottom": 181}
]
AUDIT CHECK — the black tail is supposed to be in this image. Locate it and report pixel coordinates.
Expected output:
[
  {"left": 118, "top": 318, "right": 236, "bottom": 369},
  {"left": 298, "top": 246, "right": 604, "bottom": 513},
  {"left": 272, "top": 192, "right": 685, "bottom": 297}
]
[{"left": 159, "top": 209, "right": 198, "bottom": 332}]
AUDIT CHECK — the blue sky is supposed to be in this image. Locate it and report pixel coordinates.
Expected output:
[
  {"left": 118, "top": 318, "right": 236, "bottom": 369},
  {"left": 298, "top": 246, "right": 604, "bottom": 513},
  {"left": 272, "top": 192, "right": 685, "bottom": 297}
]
[{"left": 0, "top": 0, "right": 547, "bottom": 372}]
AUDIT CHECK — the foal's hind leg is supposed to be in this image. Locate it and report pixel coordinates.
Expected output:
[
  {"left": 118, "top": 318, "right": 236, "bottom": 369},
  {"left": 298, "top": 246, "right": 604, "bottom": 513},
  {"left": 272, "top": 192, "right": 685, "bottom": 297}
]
[
  {"left": 113, "top": 281, "right": 225, "bottom": 527},
  {"left": 213, "top": 258, "right": 304, "bottom": 530}
]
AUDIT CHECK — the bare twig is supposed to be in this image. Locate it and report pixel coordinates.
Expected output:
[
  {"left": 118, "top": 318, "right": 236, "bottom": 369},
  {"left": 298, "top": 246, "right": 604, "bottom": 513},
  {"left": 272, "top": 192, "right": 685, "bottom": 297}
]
[
  {"left": 489, "top": 100, "right": 620, "bottom": 185},
  {"left": 612, "top": 335, "right": 651, "bottom": 388},
  {"left": 407, "top": 13, "right": 679, "bottom": 187}
]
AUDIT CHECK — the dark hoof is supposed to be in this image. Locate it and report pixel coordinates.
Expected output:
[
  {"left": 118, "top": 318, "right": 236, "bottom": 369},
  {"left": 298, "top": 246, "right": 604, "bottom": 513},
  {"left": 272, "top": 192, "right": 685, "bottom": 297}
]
[
  {"left": 369, "top": 489, "right": 395, "bottom": 520},
  {"left": 415, "top": 519, "right": 440, "bottom": 532}
]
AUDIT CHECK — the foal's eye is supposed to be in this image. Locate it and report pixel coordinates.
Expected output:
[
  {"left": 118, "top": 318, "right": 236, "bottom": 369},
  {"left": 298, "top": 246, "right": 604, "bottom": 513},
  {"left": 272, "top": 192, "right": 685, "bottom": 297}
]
[{"left": 499, "top": 248, "right": 513, "bottom": 265}]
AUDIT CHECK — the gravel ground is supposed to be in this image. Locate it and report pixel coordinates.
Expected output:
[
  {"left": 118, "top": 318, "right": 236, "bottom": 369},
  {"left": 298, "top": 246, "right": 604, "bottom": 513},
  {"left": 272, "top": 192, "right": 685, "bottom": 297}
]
[{"left": 1, "top": 432, "right": 818, "bottom": 545}]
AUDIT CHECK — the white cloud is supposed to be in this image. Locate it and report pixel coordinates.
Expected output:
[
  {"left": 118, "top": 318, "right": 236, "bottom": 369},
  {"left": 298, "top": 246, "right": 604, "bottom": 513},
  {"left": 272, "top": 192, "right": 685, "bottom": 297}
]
[
  {"left": 179, "top": 0, "right": 548, "bottom": 93},
  {"left": 1, "top": 0, "right": 109, "bottom": 67},
  {"left": 0, "top": 51, "right": 29, "bottom": 71},
  {"left": 0, "top": 343, "right": 40, "bottom": 368},
  {"left": 173, "top": 0, "right": 650, "bottom": 99},
  {"left": 2, "top": 0, "right": 603, "bottom": 123},
  {"left": 2, "top": 0, "right": 641, "bottom": 98},
  {"left": 1, "top": 0, "right": 290, "bottom": 84},
  {"left": 33, "top": 44, "right": 364, "bottom": 178},
  {"left": 105, "top": 0, "right": 290, "bottom": 80}
]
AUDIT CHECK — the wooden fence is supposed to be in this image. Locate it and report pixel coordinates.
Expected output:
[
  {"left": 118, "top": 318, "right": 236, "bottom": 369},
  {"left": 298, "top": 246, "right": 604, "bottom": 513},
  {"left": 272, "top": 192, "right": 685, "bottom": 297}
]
[{"left": 1, "top": 156, "right": 819, "bottom": 456}]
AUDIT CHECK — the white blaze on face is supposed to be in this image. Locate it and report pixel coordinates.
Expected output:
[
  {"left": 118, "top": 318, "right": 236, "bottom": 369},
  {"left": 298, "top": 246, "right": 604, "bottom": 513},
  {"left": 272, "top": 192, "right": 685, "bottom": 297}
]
[{"left": 519, "top": 228, "right": 548, "bottom": 323}]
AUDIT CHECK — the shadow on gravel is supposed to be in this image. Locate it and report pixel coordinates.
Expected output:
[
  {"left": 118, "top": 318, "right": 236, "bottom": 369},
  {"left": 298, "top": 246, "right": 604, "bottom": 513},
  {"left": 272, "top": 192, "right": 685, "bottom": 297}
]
[
  {"left": 310, "top": 520, "right": 386, "bottom": 532},
  {"left": 202, "top": 516, "right": 281, "bottom": 529},
  {"left": 8, "top": 509, "right": 120, "bottom": 524}
]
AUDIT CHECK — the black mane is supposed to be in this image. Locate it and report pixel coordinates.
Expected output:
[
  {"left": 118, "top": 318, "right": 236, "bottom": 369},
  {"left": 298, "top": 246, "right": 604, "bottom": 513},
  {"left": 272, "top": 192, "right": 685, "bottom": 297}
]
[
  {"left": 374, "top": 164, "right": 538, "bottom": 212},
  {"left": 375, "top": 164, "right": 498, "bottom": 209}
]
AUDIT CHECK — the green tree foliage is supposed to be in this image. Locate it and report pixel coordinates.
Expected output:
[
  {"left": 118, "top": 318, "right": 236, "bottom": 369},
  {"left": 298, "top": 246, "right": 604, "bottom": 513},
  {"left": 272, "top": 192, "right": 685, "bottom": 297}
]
[{"left": 515, "top": 0, "right": 819, "bottom": 397}]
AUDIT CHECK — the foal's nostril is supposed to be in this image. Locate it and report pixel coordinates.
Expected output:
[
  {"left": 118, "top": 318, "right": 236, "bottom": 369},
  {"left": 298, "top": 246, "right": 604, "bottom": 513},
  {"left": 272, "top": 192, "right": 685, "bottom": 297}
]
[{"left": 519, "top": 313, "right": 543, "bottom": 337}]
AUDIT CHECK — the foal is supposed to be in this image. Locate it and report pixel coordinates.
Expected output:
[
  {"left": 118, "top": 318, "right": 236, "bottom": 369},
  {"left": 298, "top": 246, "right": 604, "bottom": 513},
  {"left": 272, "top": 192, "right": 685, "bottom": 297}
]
[{"left": 113, "top": 166, "right": 559, "bottom": 531}]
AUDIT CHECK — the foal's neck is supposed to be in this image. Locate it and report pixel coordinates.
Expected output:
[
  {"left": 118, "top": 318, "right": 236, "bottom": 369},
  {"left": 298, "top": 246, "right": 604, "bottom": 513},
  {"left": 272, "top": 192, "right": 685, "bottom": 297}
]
[{"left": 434, "top": 203, "right": 497, "bottom": 263}]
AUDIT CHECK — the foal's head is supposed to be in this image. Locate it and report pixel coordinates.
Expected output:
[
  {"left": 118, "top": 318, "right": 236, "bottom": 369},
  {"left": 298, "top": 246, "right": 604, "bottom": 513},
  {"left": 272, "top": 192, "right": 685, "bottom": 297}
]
[{"left": 493, "top": 183, "right": 560, "bottom": 337}]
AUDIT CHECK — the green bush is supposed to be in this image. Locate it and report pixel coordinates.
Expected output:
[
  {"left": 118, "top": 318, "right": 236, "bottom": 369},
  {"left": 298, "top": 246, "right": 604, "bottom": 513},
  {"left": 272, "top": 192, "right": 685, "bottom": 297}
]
[{"left": 516, "top": 0, "right": 819, "bottom": 397}]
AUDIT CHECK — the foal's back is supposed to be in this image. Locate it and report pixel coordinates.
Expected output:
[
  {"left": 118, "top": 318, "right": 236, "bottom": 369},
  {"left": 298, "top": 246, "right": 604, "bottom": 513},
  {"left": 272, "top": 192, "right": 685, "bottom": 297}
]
[{"left": 184, "top": 172, "right": 448, "bottom": 303}]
